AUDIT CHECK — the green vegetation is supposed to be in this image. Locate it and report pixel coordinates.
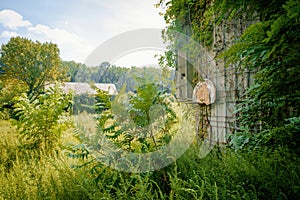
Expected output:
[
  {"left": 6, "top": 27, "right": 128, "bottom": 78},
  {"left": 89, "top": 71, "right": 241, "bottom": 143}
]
[
  {"left": 0, "top": 0, "right": 299, "bottom": 199},
  {"left": 13, "top": 86, "right": 72, "bottom": 152},
  {"left": 1, "top": 121, "right": 299, "bottom": 199},
  {"left": 62, "top": 60, "right": 175, "bottom": 92},
  {"left": 222, "top": 0, "right": 300, "bottom": 154},
  {"left": 158, "top": 0, "right": 300, "bottom": 153},
  {"left": 0, "top": 37, "right": 67, "bottom": 98}
]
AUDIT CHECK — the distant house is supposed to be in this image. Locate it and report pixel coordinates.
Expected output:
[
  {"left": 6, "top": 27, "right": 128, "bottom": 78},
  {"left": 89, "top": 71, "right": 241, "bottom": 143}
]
[{"left": 48, "top": 82, "right": 118, "bottom": 95}]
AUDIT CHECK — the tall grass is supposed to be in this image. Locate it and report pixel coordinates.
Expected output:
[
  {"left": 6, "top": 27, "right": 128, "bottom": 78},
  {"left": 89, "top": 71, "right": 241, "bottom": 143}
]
[
  {"left": 1, "top": 120, "right": 299, "bottom": 199},
  {"left": 167, "top": 145, "right": 300, "bottom": 199}
]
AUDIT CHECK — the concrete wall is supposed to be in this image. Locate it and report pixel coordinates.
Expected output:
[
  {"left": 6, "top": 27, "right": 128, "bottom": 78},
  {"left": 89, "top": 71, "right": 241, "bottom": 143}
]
[{"left": 176, "top": 19, "right": 256, "bottom": 144}]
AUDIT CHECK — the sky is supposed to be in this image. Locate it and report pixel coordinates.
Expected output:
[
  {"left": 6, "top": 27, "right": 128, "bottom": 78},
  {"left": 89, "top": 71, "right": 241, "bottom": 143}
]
[{"left": 0, "top": 0, "right": 167, "bottom": 67}]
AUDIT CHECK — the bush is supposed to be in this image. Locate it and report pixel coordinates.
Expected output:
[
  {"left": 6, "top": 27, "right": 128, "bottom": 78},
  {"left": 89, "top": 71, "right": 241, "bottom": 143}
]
[{"left": 13, "top": 86, "right": 72, "bottom": 153}]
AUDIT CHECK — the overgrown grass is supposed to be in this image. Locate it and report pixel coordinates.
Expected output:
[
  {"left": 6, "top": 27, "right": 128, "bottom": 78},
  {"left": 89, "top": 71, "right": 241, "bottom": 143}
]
[
  {"left": 1, "top": 120, "right": 299, "bottom": 199},
  {"left": 168, "top": 145, "right": 300, "bottom": 199}
]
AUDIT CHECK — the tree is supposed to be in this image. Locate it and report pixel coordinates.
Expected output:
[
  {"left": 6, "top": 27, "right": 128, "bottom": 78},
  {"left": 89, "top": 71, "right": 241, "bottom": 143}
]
[
  {"left": 62, "top": 60, "right": 82, "bottom": 82},
  {"left": 0, "top": 37, "right": 67, "bottom": 97}
]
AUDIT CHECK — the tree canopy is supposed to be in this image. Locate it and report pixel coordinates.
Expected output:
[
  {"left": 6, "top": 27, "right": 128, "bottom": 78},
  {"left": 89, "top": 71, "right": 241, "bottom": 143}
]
[{"left": 0, "top": 37, "right": 67, "bottom": 97}]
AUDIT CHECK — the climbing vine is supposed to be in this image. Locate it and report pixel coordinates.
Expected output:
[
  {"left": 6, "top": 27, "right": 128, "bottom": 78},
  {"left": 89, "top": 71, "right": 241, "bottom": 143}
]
[
  {"left": 223, "top": 0, "right": 300, "bottom": 153},
  {"left": 158, "top": 0, "right": 300, "bottom": 153}
]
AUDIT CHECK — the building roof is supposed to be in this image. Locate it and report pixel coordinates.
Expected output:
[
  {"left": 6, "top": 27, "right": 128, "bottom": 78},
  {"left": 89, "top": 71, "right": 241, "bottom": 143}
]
[{"left": 49, "top": 82, "right": 118, "bottom": 95}]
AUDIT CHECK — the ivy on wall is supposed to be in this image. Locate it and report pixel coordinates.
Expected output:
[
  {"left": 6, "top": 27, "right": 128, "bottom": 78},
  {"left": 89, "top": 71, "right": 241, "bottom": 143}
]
[{"left": 157, "top": 0, "right": 300, "bottom": 153}]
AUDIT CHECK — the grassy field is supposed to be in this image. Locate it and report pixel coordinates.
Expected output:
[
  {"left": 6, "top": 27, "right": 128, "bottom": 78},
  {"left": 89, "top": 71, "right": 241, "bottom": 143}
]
[{"left": 0, "top": 118, "right": 299, "bottom": 200}]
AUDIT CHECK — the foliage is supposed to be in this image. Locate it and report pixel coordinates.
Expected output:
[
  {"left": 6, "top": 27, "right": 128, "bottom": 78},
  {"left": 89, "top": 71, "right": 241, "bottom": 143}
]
[
  {"left": 0, "top": 37, "right": 67, "bottom": 98},
  {"left": 1, "top": 2, "right": 299, "bottom": 199},
  {"left": 0, "top": 120, "right": 19, "bottom": 171},
  {"left": 127, "top": 83, "right": 176, "bottom": 150},
  {"left": 63, "top": 60, "right": 175, "bottom": 92},
  {"left": 62, "top": 60, "right": 82, "bottom": 82},
  {"left": 157, "top": 0, "right": 290, "bottom": 50},
  {"left": 1, "top": 128, "right": 299, "bottom": 200},
  {"left": 169, "top": 145, "right": 300, "bottom": 200},
  {"left": 157, "top": 49, "right": 176, "bottom": 69},
  {"left": 0, "top": 80, "right": 24, "bottom": 119},
  {"left": 91, "top": 83, "right": 177, "bottom": 154},
  {"left": 158, "top": 0, "right": 300, "bottom": 153},
  {"left": 66, "top": 84, "right": 180, "bottom": 179},
  {"left": 72, "top": 93, "right": 96, "bottom": 114},
  {"left": 92, "top": 84, "right": 112, "bottom": 113},
  {"left": 223, "top": 0, "right": 300, "bottom": 153},
  {"left": 13, "top": 85, "right": 72, "bottom": 152}
]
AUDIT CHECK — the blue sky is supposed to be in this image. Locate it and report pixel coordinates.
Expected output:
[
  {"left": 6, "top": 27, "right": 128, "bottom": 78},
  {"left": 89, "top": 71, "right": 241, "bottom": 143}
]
[{"left": 0, "top": 0, "right": 166, "bottom": 66}]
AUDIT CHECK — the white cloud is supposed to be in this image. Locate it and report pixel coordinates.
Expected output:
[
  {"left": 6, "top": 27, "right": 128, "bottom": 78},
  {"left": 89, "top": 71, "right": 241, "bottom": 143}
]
[
  {"left": 0, "top": 9, "right": 93, "bottom": 62},
  {"left": 0, "top": 9, "right": 32, "bottom": 30},
  {"left": 0, "top": 30, "right": 19, "bottom": 38},
  {"left": 28, "top": 24, "right": 83, "bottom": 45},
  {"left": 0, "top": 2, "right": 167, "bottom": 64},
  {"left": 95, "top": 0, "right": 165, "bottom": 33},
  {"left": 27, "top": 24, "right": 93, "bottom": 62},
  {"left": 67, "top": 0, "right": 167, "bottom": 64}
]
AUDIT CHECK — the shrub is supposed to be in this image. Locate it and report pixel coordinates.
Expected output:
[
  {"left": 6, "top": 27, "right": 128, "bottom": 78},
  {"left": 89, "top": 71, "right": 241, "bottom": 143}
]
[{"left": 13, "top": 85, "right": 72, "bottom": 153}]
